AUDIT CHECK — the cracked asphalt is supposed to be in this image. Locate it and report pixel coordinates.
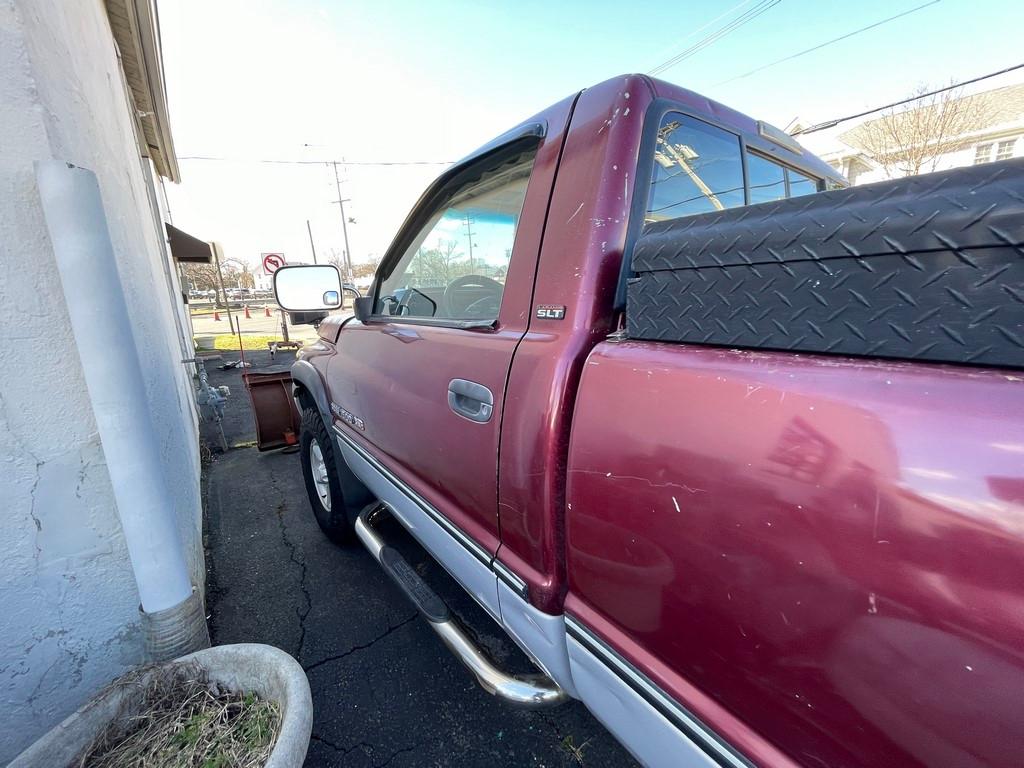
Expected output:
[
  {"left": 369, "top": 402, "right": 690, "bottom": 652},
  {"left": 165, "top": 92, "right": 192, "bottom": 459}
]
[{"left": 199, "top": 349, "right": 637, "bottom": 767}]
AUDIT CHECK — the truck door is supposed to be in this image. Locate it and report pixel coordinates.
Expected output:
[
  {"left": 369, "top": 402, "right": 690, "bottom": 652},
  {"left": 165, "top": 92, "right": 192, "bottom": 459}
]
[{"left": 329, "top": 103, "right": 574, "bottom": 579}]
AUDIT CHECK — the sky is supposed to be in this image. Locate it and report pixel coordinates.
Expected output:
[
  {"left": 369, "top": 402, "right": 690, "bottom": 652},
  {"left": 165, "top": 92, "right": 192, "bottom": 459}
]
[{"left": 159, "top": 0, "right": 1024, "bottom": 272}]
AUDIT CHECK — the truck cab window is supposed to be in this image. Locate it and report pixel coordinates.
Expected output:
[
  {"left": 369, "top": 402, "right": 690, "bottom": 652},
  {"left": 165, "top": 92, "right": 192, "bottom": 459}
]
[
  {"left": 787, "top": 167, "right": 820, "bottom": 197},
  {"left": 747, "top": 152, "right": 787, "bottom": 205},
  {"left": 376, "top": 148, "right": 536, "bottom": 323},
  {"left": 646, "top": 113, "right": 744, "bottom": 223}
]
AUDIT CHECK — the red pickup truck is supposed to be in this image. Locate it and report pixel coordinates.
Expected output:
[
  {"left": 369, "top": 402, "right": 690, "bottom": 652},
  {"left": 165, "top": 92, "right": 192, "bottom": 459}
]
[{"left": 273, "top": 74, "right": 1024, "bottom": 767}]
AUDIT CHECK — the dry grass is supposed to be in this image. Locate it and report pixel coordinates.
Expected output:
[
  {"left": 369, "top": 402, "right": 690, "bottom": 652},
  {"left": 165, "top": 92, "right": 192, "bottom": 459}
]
[
  {"left": 560, "top": 734, "right": 591, "bottom": 766},
  {"left": 195, "top": 334, "right": 282, "bottom": 352},
  {"left": 78, "top": 662, "right": 280, "bottom": 768}
]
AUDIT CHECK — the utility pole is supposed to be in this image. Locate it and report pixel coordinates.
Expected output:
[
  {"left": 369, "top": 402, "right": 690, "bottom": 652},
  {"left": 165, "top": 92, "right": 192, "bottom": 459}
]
[
  {"left": 463, "top": 215, "right": 476, "bottom": 270},
  {"left": 211, "top": 241, "right": 233, "bottom": 328},
  {"left": 306, "top": 219, "right": 317, "bottom": 264},
  {"left": 330, "top": 161, "right": 354, "bottom": 282}
]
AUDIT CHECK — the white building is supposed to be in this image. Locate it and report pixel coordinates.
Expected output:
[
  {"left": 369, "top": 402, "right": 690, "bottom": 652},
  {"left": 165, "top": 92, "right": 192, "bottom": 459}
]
[
  {"left": 255, "top": 269, "right": 274, "bottom": 292},
  {"left": 1, "top": 0, "right": 208, "bottom": 759},
  {"left": 796, "top": 81, "right": 1024, "bottom": 185}
]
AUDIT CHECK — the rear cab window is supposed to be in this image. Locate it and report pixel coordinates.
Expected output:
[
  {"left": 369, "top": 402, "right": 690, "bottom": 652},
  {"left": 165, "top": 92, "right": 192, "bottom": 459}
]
[
  {"left": 648, "top": 115, "right": 744, "bottom": 221},
  {"left": 645, "top": 111, "right": 824, "bottom": 224}
]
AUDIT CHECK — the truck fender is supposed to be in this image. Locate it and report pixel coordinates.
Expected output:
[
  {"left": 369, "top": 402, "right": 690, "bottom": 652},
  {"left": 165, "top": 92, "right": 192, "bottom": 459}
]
[
  {"left": 290, "top": 358, "right": 374, "bottom": 522},
  {"left": 290, "top": 359, "right": 331, "bottom": 423}
]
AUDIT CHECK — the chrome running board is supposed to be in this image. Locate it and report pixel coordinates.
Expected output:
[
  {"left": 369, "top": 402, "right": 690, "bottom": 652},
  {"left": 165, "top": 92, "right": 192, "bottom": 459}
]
[{"left": 355, "top": 504, "right": 568, "bottom": 708}]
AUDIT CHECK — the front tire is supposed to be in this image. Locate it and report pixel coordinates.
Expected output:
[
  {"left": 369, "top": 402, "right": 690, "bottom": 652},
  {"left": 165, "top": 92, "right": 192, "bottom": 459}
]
[{"left": 299, "top": 407, "right": 354, "bottom": 544}]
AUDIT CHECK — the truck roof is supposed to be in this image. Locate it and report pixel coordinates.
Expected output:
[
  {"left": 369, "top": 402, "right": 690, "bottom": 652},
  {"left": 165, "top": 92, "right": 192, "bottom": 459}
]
[{"left": 452, "top": 74, "right": 844, "bottom": 191}]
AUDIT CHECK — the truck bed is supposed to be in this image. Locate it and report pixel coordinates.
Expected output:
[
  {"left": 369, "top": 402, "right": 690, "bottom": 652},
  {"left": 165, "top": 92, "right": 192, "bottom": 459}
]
[{"left": 565, "top": 340, "right": 1024, "bottom": 767}]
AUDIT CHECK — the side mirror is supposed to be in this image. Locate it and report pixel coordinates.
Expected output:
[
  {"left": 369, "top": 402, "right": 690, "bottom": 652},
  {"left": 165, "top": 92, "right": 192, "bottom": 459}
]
[{"left": 273, "top": 265, "right": 343, "bottom": 311}]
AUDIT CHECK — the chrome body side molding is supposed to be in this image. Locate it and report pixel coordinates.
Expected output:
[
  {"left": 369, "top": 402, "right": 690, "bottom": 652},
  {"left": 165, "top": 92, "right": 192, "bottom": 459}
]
[
  {"left": 565, "top": 616, "right": 751, "bottom": 768},
  {"left": 492, "top": 558, "right": 529, "bottom": 599}
]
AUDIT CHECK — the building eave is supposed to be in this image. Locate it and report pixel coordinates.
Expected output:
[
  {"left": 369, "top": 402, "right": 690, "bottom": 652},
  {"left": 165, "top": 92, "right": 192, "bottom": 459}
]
[{"left": 105, "top": 0, "right": 179, "bottom": 182}]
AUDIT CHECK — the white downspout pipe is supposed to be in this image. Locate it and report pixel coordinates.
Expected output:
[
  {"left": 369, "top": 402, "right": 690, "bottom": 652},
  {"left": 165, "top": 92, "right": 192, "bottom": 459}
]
[{"left": 36, "top": 161, "right": 208, "bottom": 657}]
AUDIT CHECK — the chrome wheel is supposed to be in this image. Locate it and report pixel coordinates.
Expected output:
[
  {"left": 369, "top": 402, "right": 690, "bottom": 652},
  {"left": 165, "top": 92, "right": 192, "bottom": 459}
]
[{"left": 309, "top": 439, "right": 332, "bottom": 511}]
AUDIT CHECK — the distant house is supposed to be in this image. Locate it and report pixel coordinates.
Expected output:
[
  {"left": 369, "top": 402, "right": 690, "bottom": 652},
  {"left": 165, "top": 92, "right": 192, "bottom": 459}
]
[{"left": 795, "top": 81, "right": 1024, "bottom": 185}]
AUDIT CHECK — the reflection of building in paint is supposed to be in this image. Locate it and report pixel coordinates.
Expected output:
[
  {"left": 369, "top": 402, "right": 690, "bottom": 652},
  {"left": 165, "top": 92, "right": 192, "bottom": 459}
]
[
  {"left": 765, "top": 417, "right": 837, "bottom": 484},
  {"left": 644, "top": 374, "right": 901, "bottom": 510}
]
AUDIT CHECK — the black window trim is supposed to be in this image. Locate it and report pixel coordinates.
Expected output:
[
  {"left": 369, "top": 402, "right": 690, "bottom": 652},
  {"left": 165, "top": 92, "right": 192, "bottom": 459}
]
[{"left": 364, "top": 121, "right": 547, "bottom": 331}]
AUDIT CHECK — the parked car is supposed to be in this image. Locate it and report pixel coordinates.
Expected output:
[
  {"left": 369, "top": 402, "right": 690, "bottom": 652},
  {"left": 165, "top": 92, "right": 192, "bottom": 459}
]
[{"left": 273, "top": 74, "right": 1024, "bottom": 767}]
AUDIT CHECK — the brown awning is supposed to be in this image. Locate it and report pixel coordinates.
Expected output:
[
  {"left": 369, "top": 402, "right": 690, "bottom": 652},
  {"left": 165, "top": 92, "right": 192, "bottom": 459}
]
[{"left": 166, "top": 223, "right": 212, "bottom": 263}]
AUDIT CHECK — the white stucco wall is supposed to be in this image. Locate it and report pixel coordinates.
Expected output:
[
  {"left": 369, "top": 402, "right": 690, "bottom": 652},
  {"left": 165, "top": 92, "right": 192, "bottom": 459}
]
[{"left": 0, "top": 0, "right": 202, "bottom": 760}]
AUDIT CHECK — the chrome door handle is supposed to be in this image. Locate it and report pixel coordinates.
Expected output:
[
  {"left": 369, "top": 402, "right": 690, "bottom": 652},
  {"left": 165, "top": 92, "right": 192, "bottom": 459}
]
[{"left": 448, "top": 379, "right": 493, "bottom": 423}]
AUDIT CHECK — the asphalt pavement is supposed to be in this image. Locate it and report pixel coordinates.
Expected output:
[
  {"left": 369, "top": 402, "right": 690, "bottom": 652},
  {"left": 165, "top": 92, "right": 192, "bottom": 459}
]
[{"left": 199, "top": 350, "right": 638, "bottom": 767}]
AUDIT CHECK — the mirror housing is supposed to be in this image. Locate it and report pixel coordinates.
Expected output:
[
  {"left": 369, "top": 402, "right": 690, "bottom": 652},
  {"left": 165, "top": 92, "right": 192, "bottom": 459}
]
[
  {"left": 353, "top": 296, "right": 373, "bottom": 323},
  {"left": 273, "top": 264, "right": 343, "bottom": 311}
]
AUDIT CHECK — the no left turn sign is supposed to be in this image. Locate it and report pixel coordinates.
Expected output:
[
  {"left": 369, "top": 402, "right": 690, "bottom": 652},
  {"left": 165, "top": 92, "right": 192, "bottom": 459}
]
[{"left": 262, "top": 252, "right": 286, "bottom": 275}]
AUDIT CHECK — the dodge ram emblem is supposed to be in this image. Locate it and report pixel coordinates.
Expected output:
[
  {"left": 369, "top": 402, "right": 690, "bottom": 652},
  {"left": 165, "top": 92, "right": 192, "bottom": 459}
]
[{"left": 331, "top": 402, "right": 364, "bottom": 431}]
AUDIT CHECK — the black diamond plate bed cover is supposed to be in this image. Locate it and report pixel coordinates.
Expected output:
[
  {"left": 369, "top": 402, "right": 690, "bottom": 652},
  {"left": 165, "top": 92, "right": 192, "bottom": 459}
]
[{"left": 627, "top": 159, "right": 1024, "bottom": 369}]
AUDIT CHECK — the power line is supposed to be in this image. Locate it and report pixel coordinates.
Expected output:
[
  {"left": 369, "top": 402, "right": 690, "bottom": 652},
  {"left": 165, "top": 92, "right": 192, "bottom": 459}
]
[
  {"left": 715, "top": 0, "right": 941, "bottom": 87},
  {"left": 646, "top": 0, "right": 759, "bottom": 70},
  {"left": 177, "top": 155, "right": 453, "bottom": 166},
  {"left": 792, "top": 62, "right": 1024, "bottom": 135},
  {"left": 648, "top": 0, "right": 782, "bottom": 77},
  {"left": 649, "top": 0, "right": 780, "bottom": 76}
]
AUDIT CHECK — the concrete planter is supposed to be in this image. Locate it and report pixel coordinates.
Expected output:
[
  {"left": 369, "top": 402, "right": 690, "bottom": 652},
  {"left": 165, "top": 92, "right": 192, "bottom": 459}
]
[{"left": 11, "top": 643, "right": 312, "bottom": 768}]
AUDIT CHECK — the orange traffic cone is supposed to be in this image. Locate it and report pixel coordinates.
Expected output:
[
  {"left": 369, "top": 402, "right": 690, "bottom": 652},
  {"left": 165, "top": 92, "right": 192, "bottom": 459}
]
[
  {"left": 244, "top": 305, "right": 252, "bottom": 319},
  {"left": 264, "top": 305, "right": 272, "bottom": 317},
  {"left": 214, "top": 311, "right": 221, "bottom": 321}
]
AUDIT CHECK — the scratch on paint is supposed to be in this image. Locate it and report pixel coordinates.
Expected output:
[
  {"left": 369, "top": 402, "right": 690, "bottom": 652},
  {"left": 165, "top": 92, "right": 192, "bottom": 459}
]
[
  {"left": 872, "top": 489, "right": 880, "bottom": 541},
  {"left": 567, "top": 202, "right": 584, "bottom": 223},
  {"left": 672, "top": 496, "right": 680, "bottom": 512},
  {"left": 868, "top": 593, "right": 878, "bottom": 614}
]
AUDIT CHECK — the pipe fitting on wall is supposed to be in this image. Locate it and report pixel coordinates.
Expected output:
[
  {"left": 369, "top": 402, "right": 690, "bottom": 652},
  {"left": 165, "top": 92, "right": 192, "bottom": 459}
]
[{"left": 140, "top": 586, "right": 211, "bottom": 662}]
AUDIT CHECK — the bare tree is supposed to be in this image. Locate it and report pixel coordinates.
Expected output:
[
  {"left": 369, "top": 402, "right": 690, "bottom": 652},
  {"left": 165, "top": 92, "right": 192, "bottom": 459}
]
[
  {"left": 183, "top": 262, "right": 240, "bottom": 292},
  {"left": 844, "top": 84, "right": 994, "bottom": 178},
  {"left": 411, "top": 239, "right": 474, "bottom": 285},
  {"left": 324, "top": 247, "right": 346, "bottom": 272},
  {"left": 237, "top": 262, "right": 255, "bottom": 289},
  {"left": 324, "top": 248, "right": 378, "bottom": 280},
  {"left": 351, "top": 256, "right": 379, "bottom": 279}
]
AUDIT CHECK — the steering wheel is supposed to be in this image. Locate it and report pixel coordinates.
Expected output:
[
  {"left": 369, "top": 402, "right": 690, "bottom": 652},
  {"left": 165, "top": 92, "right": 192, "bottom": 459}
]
[{"left": 441, "top": 274, "right": 503, "bottom": 319}]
